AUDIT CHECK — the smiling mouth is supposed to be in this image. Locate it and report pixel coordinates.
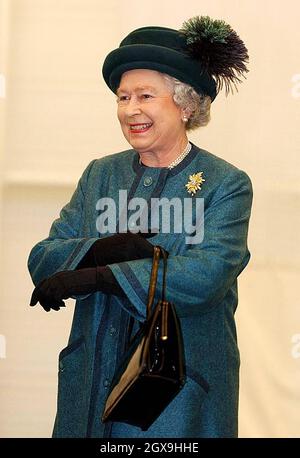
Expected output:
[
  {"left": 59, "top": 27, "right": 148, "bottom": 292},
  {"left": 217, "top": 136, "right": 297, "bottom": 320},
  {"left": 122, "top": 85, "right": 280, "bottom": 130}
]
[{"left": 129, "top": 123, "right": 153, "bottom": 133}]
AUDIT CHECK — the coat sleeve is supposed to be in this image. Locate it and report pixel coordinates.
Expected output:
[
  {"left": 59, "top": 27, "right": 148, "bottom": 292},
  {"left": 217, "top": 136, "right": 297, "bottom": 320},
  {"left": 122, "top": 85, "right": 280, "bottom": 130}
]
[
  {"left": 109, "top": 169, "right": 253, "bottom": 321},
  {"left": 28, "top": 160, "right": 100, "bottom": 286}
]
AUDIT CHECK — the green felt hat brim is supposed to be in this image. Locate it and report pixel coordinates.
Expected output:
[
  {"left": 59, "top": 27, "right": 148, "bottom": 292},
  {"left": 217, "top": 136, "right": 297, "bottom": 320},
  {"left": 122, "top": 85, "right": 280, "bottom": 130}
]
[{"left": 102, "top": 44, "right": 217, "bottom": 101}]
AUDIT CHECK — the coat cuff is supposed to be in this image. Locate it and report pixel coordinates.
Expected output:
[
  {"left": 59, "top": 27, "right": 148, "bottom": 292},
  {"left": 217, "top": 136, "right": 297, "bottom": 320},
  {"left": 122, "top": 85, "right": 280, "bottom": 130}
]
[{"left": 108, "top": 261, "right": 150, "bottom": 321}]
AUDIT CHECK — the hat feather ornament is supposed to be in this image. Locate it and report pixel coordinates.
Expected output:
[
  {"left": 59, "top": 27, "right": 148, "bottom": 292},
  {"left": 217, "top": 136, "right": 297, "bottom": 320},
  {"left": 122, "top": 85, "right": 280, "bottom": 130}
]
[{"left": 180, "top": 16, "right": 249, "bottom": 95}]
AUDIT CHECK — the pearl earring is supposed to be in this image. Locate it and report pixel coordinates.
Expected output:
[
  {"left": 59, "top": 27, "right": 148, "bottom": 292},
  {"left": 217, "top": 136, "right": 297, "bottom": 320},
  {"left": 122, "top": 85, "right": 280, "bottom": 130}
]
[{"left": 183, "top": 116, "right": 188, "bottom": 122}]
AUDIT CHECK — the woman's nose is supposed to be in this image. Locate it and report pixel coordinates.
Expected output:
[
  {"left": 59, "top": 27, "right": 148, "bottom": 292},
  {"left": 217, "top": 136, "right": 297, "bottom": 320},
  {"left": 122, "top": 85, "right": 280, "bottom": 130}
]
[{"left": 125, "top": 96, "right": 142, "bottom": 116}]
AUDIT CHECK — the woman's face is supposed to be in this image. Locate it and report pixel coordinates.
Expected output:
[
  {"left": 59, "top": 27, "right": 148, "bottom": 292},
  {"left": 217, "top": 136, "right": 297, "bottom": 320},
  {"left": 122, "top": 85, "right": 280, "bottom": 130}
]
[{"left": 117, "top": 69, "right": 186, "bottom": 154}]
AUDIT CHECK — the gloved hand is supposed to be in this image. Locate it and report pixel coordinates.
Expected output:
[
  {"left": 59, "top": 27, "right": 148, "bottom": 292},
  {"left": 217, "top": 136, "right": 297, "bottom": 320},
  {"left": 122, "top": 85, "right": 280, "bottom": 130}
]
[
  {"left": 76, "top": 231, "right": 156, "bottom": 269},
  {"left": 29, "top": 267, "right": 125, "bottom": 312}
]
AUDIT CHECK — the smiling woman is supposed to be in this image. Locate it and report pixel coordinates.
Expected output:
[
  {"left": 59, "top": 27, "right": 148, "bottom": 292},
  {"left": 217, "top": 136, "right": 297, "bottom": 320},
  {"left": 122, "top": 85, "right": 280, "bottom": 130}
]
[
  {"left": 116, "top": 69, "right": 188, "bottom": 167},
  {"left": 28, "top": 15, "right": 252, "bottom": 438}
]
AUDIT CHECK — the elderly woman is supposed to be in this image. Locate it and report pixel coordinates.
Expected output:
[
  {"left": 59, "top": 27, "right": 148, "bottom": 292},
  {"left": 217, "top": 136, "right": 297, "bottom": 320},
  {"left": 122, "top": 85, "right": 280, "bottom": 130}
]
[{"left": 28, "top": 16, "right": 252, "bottom": 438}]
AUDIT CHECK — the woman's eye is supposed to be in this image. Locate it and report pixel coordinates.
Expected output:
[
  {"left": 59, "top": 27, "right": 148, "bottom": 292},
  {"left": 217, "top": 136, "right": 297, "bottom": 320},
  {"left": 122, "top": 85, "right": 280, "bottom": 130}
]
[
  {"left": 142, "top": 94, "right": 153, "bottom": 99},
  {"left": 117, "top": 95, "right": 129, "bottom": 103}
]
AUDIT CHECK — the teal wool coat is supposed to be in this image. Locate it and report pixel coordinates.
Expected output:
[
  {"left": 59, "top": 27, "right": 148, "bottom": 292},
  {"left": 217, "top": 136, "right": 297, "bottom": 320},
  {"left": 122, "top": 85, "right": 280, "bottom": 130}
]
[{"left": 28, "top": 144, "right": 253, "bottom": 438}]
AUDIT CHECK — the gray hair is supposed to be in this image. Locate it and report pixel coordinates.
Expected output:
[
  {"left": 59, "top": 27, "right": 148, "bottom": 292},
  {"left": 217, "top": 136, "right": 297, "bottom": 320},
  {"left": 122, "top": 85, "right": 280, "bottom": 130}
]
[{"left": 162, "top": 74, "right": 211, "bottom": 131}]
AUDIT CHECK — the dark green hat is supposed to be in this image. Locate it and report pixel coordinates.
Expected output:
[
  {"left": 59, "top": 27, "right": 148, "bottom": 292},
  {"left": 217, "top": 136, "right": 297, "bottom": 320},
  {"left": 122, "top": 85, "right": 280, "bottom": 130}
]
[{"left": 102, "top": 16, "right": 249, "bottom": 102}]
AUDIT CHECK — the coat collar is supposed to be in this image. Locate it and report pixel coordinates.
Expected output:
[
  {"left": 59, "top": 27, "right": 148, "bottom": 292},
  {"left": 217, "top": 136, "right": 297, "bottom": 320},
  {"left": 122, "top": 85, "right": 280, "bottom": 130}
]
[{"left": 132, "top": 142, "right": 199, "bottom": 177}]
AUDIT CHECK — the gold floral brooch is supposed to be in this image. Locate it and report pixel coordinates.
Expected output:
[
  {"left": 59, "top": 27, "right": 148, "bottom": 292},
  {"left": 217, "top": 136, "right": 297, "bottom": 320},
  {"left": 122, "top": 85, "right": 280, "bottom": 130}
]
[{"left": 185, "top": 172, "right": 205, "bottom": 196}]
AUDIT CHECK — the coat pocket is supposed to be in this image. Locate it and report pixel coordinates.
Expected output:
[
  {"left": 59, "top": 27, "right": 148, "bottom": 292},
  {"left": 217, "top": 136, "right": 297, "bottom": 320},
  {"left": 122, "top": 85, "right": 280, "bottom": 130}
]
[
  {"left": 186, "top": 365, "right": 209, "bottom": 394},
  {"left": 137, "top": 365, "right": 210, "bottom": 437},
  {"left": 53, "top": 337, "right": 89, "bottom": 438}
]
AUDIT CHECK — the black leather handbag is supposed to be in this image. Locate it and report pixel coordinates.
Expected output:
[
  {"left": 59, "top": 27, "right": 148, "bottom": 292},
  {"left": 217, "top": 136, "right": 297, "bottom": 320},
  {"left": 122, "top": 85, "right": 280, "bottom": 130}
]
[{"left": 101, "top": 246, "right": 186, "bottom": 431}]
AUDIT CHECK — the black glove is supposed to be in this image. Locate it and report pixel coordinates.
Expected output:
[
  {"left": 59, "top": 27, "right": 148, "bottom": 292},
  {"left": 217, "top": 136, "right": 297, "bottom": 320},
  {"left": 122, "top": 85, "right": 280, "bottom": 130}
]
[
  {"left": 30, "top": 267, "right": 125, "bottom": 312},
  {"left": 76, "top": 232, "right": 156, "bottom": 269}
]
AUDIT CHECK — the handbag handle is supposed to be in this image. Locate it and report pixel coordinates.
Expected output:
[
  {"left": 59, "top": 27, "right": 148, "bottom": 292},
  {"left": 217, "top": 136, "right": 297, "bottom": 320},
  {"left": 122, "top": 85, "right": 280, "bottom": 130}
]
[{"left": 146, "top": 246, "right": 168, "bottom": 320}]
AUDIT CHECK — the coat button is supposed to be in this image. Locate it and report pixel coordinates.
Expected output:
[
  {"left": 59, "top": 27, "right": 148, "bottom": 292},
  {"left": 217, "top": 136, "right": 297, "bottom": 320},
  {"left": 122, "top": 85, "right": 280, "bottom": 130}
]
[
  {"left": 103, "top": 379, "right": 110, "bottom": 389},
  {"left": 109, "top": 326, "right": 116, "bottom": 336},
  {"left": 59, "top": 361, "right": 64, "bottom": 371},
  {"left": 143, "top": 176, "right": 153, "bottom": 187}
]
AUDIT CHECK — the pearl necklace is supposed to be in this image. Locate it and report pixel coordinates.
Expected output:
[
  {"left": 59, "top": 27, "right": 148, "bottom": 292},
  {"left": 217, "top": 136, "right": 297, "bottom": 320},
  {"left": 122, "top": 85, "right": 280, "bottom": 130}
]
[
  {"left": 167, "top": 141, "right": 192, "bottom": 169},
  {"left": 138, "top": 141, "right": 192, "bottom": 169}
]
